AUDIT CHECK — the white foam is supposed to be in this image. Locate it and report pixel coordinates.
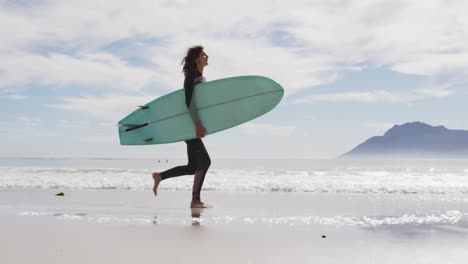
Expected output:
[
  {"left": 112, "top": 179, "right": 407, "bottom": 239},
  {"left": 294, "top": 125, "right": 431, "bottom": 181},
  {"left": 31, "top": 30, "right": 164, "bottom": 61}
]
[
  {"left": 18, "top": 211, "right": 50, "bottom": 216},
  {"left": 2, "top": 165, "right": 468, "bottom": 194},
  {"left": 321, "top": 210, "right": 465, "bottom": 227},
  {"left": 17, "top": 210, "right": 468, "bottom": 227},
  {"left": 220, "top": 211, "right": 468, "bottom": 227}
]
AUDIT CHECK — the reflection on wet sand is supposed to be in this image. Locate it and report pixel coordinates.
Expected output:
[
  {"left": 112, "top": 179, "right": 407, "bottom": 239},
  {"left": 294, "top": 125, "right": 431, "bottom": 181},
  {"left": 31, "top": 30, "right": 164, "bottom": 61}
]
[
  {"left": 191, "top": 208, "right": 203, "bottom": 226},
  {"left": 151, "top": 208, "right": 204, "bottom": 226},
  {"left": 153, "top": 215, "right": 158, "bottom": 225}
]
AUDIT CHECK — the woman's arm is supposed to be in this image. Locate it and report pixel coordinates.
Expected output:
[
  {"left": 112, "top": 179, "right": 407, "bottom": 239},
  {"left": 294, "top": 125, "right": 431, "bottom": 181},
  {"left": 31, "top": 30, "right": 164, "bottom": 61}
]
[
  {"left": 184, "top": 75, "right": 200, "bottom": 124},
  {"left": 184, "top": 74, "right": 206, "bottom": 138}
]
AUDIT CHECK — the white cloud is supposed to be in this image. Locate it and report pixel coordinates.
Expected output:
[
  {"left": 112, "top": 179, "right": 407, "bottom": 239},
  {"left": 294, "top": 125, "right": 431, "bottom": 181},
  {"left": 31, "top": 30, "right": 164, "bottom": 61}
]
[
  {"left": 0, "top": 0, "right": 468, "bottom": 132},
  {"left": 239, "top": 123, "right": 296, "bottom": 137},
  {"left": 416, "top": 87, "right": 454, "bottom": 98},
  {"left": 295, "top": 90, "right": 412, "bottom": 104},
  {"left": 0, "top": 0, "right": 466, "bottom": 106},
  {"left": 57, "top": 120, "right": 90, "bottom": 129},
  {"left": 5, "top": 94, "right": 28, "bottom": 100},
  {"left": 296, "top": 83, "right": 458, "bottom": 104},
  {"left": 48, "top": 94, "right": 159, "bottom": 121},
  {"left": 0, "top": 0, "right": 466, "bottom": 159},
  {"left": 0, "top": 52, "right": 158, "bottom": 91}
]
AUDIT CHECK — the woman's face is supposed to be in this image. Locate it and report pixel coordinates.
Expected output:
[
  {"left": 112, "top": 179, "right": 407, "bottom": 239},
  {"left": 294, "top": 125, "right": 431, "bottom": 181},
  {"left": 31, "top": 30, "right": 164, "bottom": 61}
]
[{"left": 196, "top": 51, "right": 209, "bottom": 67}]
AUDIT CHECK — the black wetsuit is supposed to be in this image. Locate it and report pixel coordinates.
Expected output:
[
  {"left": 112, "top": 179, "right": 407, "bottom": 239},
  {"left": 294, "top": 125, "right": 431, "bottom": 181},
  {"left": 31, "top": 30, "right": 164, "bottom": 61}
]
[{"left": 160, "top": 71, "right": 211, "bottom": 200}]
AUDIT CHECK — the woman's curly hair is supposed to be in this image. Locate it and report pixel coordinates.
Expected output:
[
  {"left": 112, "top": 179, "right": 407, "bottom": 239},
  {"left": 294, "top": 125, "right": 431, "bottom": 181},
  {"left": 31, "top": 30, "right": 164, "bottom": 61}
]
[{"left": 181, "top": 45, "right": 204, "bottom": 76}]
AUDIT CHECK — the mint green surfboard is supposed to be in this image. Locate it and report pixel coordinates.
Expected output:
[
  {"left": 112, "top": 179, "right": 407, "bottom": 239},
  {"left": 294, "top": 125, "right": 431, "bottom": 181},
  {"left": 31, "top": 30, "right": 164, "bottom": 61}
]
[{"left": 118, "top": 76, "right": 284, "bottom": 145}]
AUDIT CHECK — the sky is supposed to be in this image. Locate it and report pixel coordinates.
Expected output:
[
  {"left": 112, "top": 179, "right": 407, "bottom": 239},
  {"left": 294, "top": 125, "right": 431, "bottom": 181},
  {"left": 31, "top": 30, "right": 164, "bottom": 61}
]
[{"left": 1, "top": 0, "right": 467, "bottom": 159}]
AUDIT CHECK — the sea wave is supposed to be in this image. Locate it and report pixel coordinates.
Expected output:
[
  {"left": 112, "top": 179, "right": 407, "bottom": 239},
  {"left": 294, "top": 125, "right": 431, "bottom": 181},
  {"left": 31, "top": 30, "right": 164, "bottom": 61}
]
[{"left": 2, "top": 166, "right": 468, "bottom": 194}]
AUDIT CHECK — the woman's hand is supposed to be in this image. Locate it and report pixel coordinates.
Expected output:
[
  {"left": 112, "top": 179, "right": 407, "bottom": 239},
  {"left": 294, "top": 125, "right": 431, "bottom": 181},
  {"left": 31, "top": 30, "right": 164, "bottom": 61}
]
[{"left": 195, "top": 122, "right": 207, "bottom": 138}]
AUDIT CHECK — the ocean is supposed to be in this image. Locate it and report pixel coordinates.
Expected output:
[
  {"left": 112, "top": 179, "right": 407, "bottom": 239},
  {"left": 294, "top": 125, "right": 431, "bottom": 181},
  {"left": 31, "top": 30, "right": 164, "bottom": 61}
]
[{"left": 1, "top": 157, "right": 468, "bottom": 195}]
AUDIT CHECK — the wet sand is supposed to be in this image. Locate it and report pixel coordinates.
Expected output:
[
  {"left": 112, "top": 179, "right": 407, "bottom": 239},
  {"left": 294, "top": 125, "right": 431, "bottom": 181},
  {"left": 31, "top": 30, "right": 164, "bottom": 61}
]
[{"left": 1, "top": 189, "right": 468, "bottom": 263}]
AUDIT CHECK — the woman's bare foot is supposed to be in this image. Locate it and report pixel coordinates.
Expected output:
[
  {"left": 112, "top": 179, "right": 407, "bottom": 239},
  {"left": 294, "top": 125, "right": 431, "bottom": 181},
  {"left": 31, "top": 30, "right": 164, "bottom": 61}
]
[
  {"left": 152, "top": 172, "right": 162, "bottom": 196},
  {"left": 190, "top": 200, "right": 213, "bottom": 208}
]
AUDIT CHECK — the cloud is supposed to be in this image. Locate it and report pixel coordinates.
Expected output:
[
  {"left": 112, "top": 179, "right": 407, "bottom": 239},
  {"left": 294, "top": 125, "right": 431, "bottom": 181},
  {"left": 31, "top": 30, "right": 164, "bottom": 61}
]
[
  {"left": 239, "top": 123, "right": 296, "bottom": 137},
  {"left": 0, "top": 52, "right": 158, "bottom": 91},
  {"left": 295, "top": 90, "right": 413, "bottom": 104},
  {"left": 0, "top": 0, "right": 467, "bottom": 99},
  {"left": 5, "top": 94, "right": 28, "bottom": 100},
  {"left": 416, "top": 87, "right": 454, "bottom": 98},
  {"left": 48, "top": 94, "right": 159, "bottom": 121},
  {"left": 57, "top": 120, "right": 90, "bottom": 129}
]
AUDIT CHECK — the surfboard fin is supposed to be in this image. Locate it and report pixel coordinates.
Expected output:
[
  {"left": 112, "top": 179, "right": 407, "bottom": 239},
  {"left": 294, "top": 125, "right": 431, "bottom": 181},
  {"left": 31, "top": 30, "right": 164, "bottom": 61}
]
[
  {"left": 144, "top": 137, "right": 153, "bottom": 142},
  {"left": 121, "top": 123, "right": 149, "bottom": 132},
  {"left": 138, "top": 105, "right": 149, "bottom": 109}
]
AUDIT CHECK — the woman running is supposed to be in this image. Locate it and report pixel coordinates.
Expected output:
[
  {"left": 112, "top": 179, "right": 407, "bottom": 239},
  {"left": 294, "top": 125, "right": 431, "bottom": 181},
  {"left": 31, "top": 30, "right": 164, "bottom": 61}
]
[{"left": 152, "top": 45, "right": 212, "bottom": 209}]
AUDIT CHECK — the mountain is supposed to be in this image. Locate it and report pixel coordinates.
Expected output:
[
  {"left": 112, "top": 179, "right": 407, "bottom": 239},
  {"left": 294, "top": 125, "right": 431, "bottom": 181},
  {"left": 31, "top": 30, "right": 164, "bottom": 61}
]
[{"left": 341, "top": 122, "right": 468, "bottom": 158}]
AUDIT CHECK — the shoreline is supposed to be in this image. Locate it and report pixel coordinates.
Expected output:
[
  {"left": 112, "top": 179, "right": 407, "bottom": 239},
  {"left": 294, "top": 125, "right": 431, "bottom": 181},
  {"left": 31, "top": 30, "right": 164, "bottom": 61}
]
[
  {"left": 2, "top": 189, "right": 468, "bottom": 227},
  {"left": 2, "top": 189, "right": 468, "bottom": 263}
]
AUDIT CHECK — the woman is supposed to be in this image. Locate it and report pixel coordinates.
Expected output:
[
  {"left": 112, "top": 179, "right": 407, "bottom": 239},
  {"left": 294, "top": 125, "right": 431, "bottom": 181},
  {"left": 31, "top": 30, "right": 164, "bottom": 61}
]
[{"left": 152, "top": 45, "right": 212, "bottom": 209}]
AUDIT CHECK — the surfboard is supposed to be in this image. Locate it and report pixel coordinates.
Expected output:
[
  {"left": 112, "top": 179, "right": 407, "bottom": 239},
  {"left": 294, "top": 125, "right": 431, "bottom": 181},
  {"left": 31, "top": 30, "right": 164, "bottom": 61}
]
[{"left": 118, "top": 75, "right": 284, "bottom": 145}]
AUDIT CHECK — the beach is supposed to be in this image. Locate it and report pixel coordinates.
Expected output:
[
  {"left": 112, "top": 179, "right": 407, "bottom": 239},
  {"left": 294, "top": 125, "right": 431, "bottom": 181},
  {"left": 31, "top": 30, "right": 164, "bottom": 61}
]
[
  {"left": 2, "top": 188, "right": 468, "bottom": 264},
  {"left": 1, "top": 158, "right": 468, "bottom": 263}
]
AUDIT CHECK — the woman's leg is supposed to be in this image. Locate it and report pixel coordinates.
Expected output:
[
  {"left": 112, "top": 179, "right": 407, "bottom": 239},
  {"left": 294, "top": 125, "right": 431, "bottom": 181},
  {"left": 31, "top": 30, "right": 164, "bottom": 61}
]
[
  {"left": 190, "top": 140, "right": 211, "bottom": 207},
  {"left": 152, "top": 142, "right": 197, "bottom": 196}
]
